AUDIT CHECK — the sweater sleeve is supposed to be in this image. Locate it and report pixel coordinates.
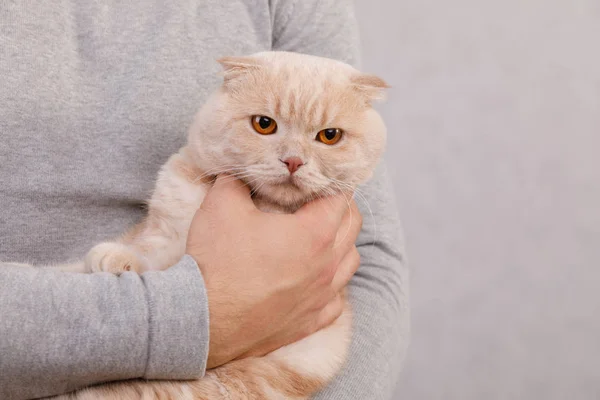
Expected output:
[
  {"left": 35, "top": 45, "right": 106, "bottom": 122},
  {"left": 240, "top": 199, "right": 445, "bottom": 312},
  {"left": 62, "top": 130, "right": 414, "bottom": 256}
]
[
  {"left": 0, "top": 255, "right": 209, "bottom": 400},
  {"left": 270, "top": 1, "right": 410, "bottom": 399}
]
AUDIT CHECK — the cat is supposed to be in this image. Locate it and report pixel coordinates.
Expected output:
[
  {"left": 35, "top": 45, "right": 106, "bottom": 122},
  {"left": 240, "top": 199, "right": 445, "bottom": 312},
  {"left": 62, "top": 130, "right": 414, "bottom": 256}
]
[{"left": 44, "top": 51, "right": 388, "bottom": 399}]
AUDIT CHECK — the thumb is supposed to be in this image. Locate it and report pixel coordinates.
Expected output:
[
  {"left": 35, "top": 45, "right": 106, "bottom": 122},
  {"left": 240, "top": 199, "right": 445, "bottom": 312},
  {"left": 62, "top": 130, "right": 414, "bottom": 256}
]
[{"left": 202, "top": 174, "right": 256, "bottom": 212}]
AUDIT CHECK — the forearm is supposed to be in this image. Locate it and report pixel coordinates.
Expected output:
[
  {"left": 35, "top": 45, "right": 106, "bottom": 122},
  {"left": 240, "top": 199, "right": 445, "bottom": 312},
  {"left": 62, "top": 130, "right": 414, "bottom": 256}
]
[{"left": 0, "top": 255, "right": 209, "bottom": 400}]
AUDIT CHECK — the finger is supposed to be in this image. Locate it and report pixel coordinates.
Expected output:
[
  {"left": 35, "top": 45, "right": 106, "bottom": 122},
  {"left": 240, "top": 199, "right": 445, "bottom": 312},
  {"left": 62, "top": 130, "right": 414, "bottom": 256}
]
[
  {"left": 331, "top": 246, "right": 361, "bottom": 292},
  {"left": 294, "top": 191, "right": 352, "bottom": 235},
  {"left": 334, "top": 199, "right": 363, "bottom": 257},
  {"left": 202, "top": 173, "right": 256, "bottom": 212},
  {"left": 316, "top": 293, "right": 344, "bottom": 330}
]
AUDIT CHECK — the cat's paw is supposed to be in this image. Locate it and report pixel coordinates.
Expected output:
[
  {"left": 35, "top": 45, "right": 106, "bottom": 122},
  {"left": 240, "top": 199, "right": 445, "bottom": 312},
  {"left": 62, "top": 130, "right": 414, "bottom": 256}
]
[{"left": 85, "top": 242, "right": 143, "bottom": 274}]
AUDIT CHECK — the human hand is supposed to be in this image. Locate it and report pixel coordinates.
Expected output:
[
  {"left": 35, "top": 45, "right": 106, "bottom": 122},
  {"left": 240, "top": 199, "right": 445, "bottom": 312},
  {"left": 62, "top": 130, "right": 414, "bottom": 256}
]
[{"left": 186, "top": 175, "right": 362, "bottom": 369}]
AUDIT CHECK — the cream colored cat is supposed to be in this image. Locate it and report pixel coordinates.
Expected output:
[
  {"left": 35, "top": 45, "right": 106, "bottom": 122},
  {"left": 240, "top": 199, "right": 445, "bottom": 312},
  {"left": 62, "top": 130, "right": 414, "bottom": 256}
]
[{"left": 50, "top": 51, "right": 388, "bottom": 400}]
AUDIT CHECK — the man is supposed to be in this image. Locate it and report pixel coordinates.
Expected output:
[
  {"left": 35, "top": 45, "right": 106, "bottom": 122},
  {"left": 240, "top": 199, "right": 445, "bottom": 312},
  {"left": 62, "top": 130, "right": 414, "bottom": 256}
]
[{"left": 0, "top": 1, "right": 408, "bottom": 399}]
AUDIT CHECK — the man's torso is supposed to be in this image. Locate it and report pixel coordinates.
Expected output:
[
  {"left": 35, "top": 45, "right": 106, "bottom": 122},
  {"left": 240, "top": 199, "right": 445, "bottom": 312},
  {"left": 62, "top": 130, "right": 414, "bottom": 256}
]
[{"left": 0, "top": 1, "right": 272, "bottom": 263}]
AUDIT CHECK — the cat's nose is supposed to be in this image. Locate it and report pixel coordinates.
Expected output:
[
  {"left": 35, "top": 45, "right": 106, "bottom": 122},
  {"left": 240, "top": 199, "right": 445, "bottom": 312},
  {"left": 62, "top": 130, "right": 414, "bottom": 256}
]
[{"left": 280, "top": 157, "right": 304, "bottom": 174}]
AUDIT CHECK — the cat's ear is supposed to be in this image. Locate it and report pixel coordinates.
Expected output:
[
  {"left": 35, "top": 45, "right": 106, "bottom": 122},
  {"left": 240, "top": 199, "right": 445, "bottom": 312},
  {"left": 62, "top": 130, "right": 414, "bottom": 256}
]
[
  {"left": 351, "top": 74, "right": 390, "bottom": 102},
  {"left": 217, "top": 56, "right": 261, "bottom": 85}
]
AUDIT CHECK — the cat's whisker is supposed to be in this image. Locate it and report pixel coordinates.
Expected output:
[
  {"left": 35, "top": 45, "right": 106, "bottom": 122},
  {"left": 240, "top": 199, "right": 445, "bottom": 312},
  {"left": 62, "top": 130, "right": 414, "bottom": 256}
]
[
  {"left": 248, "top": 176, "right": 267, "bottom": 192},
  {"left": 217, "top": 171, "right": 274, "bottom": 195},
  {"left": 195, "top": 164, "right": 246, "bottom": 177},
  {"left": 242, "top": 177, "right": 265, "bottom": 193},
  {"left": 329, "top": 178, "right": 377, "bottom": 249},
  {"left": 192, "top": 164, "right": 249, "bottom": 184},
  {"left": 329, "top": 184, "right": 354, "bottom": 248},
  {"left": 352, "top": 192, "right": 377, "bottom": 249},
  {"left": 317, "top": 187, "right": 337, "bottom": 224},
  {"left": 216, "top": 172, "right": 258, "bottom": 187},
  {"left": 250, "top": 181, "right": 268, "bottom": 197},
  {"left": 192, "top": 163, "right": 265, "bottom": 183}
]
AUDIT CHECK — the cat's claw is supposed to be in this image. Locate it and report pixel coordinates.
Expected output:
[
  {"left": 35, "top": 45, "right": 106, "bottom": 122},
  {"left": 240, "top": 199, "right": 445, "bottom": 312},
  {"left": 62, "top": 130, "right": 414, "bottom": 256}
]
[{"left": 85, "top": 242, "right": 142, "bottom": 274}]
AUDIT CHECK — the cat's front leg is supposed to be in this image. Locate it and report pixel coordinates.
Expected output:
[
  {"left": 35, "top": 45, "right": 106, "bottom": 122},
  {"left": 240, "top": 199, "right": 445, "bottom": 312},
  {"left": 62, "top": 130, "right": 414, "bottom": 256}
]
[{"left": 84, "top": 242, "right": 144, "bottom": 274}]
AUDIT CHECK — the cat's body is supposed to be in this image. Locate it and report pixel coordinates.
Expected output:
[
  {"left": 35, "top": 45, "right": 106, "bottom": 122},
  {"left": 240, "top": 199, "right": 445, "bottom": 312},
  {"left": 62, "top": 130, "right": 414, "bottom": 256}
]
[
  {"left": 50, "top": 145, "right": 353, "bottom": 400},
  {"left": 35, "top": 51, "right": 387, "bottom": 399}
]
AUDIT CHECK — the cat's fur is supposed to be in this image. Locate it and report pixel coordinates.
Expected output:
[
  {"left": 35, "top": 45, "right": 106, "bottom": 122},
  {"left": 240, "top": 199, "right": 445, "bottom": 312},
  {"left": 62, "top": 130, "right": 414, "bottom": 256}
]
[{"left": 45, "top": 51, "right": 388, "bottom": 399}]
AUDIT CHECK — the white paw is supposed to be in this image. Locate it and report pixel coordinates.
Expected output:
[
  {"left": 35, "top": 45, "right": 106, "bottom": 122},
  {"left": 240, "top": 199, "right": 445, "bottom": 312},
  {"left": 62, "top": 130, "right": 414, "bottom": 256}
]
[{"left": 85, "top": 242, "right": 143, "bottom": 274}]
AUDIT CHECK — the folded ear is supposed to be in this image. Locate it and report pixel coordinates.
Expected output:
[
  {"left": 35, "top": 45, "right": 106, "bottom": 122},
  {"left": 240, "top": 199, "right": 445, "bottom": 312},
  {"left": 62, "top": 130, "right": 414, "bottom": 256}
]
[
  {"left": 217, "top": 56, "right": 261, "bottom": 85},
  {"left": 351, "top": 73, "right": 390, "bottom": 102}
]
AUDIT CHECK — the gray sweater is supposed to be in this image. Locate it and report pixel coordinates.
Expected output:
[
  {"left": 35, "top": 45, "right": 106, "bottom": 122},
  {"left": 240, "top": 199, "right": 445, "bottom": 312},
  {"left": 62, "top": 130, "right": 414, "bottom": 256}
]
[{"left": 0, "top": 1, "right": 409, "bottom": 399}]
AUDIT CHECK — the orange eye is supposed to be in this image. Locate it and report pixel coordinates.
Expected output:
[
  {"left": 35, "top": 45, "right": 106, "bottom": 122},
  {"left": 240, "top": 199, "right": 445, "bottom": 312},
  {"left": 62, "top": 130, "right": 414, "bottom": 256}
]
[
  {"left": 317, "top": 128, "right": 343, "bottom": 145},
  {"left": 251, "top": 116, "right": 278, "bottom": 135}
]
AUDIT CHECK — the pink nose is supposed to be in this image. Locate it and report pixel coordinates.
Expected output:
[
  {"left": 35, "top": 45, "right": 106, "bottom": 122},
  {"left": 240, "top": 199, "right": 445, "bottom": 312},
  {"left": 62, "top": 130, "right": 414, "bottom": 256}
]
[{"left": 281, "top": 157, "right": 304, "bottom": 174}]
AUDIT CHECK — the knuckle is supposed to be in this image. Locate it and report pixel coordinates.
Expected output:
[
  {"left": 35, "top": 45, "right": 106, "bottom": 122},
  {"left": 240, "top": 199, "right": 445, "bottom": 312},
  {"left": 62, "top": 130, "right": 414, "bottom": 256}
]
[
  {"left": 333, "top": 301, "right": 344, "bottom": 319},
  {"left": 312, "top": 294, "right": 330, "bottom": 312},
  {"left": 325, "top": 227, "right": 338, "bottom": 246},
  {"left": 321, "top": 226, "right": 336, "bottom": 245},
  {"left": 332, "top": 292, "right": 343, "bottom": 306},
  {"left": 317, "top": 261, "right": 336, "bottom": 285},
  {"left": 352, "top": 247, "right": 361, "bottom": 267},
  {"left": 311, "top": 296, "right": 327, "bottom": 313},
  {"left": 303, "top": 319, "right": 320, "bottom": 337},
  {"left": 327, "top": 296, "right": 344, "bottom": 324},
  {"left": 355, "top": 209, "right": 364, "bottom": 228},
  {"left": 315, "top": 269, "right": 333, "bottom": 289},
  {"left": 311, "top": 228, "right": 336, "bottom": 251}
]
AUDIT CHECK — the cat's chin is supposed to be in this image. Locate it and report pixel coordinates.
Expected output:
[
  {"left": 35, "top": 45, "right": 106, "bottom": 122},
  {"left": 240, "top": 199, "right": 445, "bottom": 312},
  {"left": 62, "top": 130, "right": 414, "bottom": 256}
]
[
  {"left": 249, "top": 180, "right": 320, "bottom": 213},
  {"left": 253, "top": 184, "right": 308, "bottom": 209}
]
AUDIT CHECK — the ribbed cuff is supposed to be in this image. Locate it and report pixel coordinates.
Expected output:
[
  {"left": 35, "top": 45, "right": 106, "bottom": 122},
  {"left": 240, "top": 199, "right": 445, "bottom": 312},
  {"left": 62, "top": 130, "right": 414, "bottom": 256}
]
[{"left": 140, "top": 255, "right": 209, "bottom": 380}]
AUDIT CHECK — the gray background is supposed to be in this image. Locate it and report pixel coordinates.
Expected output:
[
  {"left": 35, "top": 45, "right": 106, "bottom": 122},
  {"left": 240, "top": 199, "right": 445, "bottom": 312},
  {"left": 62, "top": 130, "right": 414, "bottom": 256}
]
[{"left": 355, "top": 0, "right": 600, "bottom": 399}]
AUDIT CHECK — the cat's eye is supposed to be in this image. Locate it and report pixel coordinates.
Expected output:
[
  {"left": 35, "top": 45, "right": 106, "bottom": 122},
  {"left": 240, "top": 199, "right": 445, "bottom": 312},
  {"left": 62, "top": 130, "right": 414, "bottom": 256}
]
[
  {"left": 316, "top": 128, "right": 343, "bottom": 145},
  {"left": 251, "top": 116, "right": 278, "bottom": 135}
]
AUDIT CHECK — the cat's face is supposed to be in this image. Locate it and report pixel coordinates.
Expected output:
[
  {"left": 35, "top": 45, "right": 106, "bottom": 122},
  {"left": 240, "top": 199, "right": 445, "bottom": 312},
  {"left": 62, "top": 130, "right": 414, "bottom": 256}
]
[{"left": 189, "top": 52, "right": 387, "bottom": 210}]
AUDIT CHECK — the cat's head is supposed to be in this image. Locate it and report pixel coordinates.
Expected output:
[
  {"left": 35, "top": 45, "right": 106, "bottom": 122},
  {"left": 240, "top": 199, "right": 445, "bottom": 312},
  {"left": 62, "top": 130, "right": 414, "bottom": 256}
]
[{"left": 188, "top": 51, "right": 388, "bottom": 210}]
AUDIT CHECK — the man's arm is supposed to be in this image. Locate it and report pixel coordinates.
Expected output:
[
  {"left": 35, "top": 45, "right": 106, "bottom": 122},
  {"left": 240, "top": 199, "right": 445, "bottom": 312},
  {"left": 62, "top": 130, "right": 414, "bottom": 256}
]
[
  {"left": 0, "top": 256, "right": 209, "bottom": 400},
  {"left": 0, "top": 175, "right": 367, "bottom": 400},
  {"left": 270, "top": 1, "right": 410, "bottom": 398}
]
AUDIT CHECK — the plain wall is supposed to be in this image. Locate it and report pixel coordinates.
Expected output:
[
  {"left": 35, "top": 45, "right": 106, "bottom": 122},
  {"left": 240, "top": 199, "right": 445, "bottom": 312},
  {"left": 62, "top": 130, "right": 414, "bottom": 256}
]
[{"left": 355, "top": 0, "right": 600, "bottom": 399}]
